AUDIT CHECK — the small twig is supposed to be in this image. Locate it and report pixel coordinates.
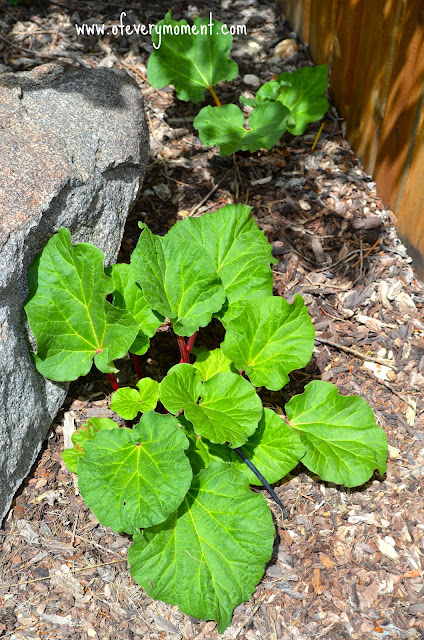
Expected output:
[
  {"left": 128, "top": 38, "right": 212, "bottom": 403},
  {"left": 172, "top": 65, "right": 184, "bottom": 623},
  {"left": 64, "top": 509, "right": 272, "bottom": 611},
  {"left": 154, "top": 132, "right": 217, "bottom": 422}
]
[
  {"left": 363, "top": 369, "right": 417, "bottom": 410},
  {"left": 311, "top": 121, "right": 325, "bottom": 151},
  {"left": 132, "top": 353, "right": 143, "bottom": 380},
  {"left": 350, "top": 236, "right": 381, "bottom": 269},
  {"left": 189, "top": 163, "right": 242, "bottom": 217},
  {"left": 233, "top": 448, "right": 286, "bottom": 514},
  {"left": 315, "top": 337, "right": 398, "bottom": 371},
  {"left": 107, "top": 373, "right": 120, "bottom": 391}
]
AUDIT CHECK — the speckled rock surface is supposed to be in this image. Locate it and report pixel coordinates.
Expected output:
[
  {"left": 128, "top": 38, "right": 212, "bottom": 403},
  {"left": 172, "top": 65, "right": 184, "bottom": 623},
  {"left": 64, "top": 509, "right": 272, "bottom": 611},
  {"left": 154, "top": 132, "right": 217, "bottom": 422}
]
[{"left": 0, "top": 62, "right": 149, "bottom": 523}]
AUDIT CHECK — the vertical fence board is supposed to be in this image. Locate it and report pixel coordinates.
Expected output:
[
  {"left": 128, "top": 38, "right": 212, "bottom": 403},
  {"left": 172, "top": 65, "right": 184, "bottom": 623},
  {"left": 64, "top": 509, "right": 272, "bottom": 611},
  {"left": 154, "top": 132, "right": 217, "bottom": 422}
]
[
  {"left": 374, "top": 2, "right": 424, "bottom": 210},
  {"left": 283, "top": 0, "right": 424, "bottom": 278},
  {"left": 308, "top": 0, "right": 334, "bottom": 65},
  {"left": 282, "top": 0, "right": 311, "bottom": 44}
]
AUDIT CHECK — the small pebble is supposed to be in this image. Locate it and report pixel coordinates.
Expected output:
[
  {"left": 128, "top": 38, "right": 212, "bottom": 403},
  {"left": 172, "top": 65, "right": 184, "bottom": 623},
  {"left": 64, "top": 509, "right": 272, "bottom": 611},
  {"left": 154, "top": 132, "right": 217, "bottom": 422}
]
[
  {"left": 243, "top": 73, "right": 261, "bottom": 88},
  {"left": 271, "top": 38, "right": 298, "bottom": 61}
]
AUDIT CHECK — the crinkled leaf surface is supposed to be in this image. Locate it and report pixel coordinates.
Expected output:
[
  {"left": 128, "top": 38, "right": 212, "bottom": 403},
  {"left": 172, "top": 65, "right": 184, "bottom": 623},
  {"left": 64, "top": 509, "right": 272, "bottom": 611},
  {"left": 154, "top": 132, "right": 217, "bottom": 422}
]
[
  {"left": 193, "top": 102, "right": 291, "bottom": 156},
  {"left": 193, "top": 348, "right": 237, "bottom": 381},
  {"left": 128, "top": 462, "right": 274, "bottom": 633},
  {"left": 221, "top": 295, "right": 315, "bottom": 390},
  {"left": 286, "top": 381, "right": 388, "bottom": 487},
  {"left": 131, "top": 225, "right": 225, "bottom": 336},
  {"left": 167, "top": 204, "right": 276, "bottom": 322},
  {"left": 178, "top": 415, "right": 232, "bottom": 475},
  {"left": 106, "top": 263, "right": 163, "bottom": 355},
  {"left": 256, "top": 65, "right": 329, "bottom": 135},
  {"left": 77, "top": 412, "right": 192, "bottom": 533},
  {"left": 232, "top": 409, "right": 306, "bottom": 485},
  {"left": 110, "top": 378, "right": 160, "bottom": 420},
  {"left": 184, "top": 372, "right": 263, "bottom": 448},
  {"left": 160, "top": 364, "right": 202, "bottom": 414},
  {"left": 147, "top": 12, "right": 238, "bottom": 103},
  {"left": 25, "top": 229, "right": 139, "bottom": 380},
  {"left": 62, "top": 418, "right": 118, "bottom": 474}
]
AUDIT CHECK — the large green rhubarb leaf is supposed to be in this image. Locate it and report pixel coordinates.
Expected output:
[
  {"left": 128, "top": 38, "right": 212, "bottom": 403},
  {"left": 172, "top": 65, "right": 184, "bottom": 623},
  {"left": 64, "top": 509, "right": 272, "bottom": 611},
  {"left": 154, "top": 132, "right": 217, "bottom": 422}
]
[
  {"left": 110, "top": 378, "right": 160, "bottom": 420},
  {"left": 167, "top": 204, "right": 276, "bottom": 323},
  {"left": 77, "top": 412, "right": 192, "bottom": 533},
  {"left": 184, "top": 372, "right": 263, "bottom": 448},
  {"left": 178, "top": 415, "right": 232, "bottom": 475},
  {"left": 193, "top": 348, "right": 237, "bottom": 381},
  {"left": 256, "top": 65, "right": 329, "bottom": 135},
  {"left": 194, "top": 102, "right": 291, "bottom": 156},
  {"left": 160, "top": 363, "right": 202, "bottom": 414},
  {"left": 147, "top": 12, "right": 238, "bottom": 103},
  {"left": 232, "top": 409, "right": 306, "bottom": 485},
  {"left": 106, "top": 263, "right": 163, "bottom": 355},
  {"left": 25, "top": 229, "right": 139, "bottom": 381},
  {"left": 62, "top": 418, "right": 118, "bottom": 474},
  {"left": 131, "top": 225, "right": 225, "bottom": 336},
  {"left": 221, "top": 295, "right": 315, "bottom": 390},
  {"left": 128, "top": 462, "right": 274, "bottom": 633},
  {"left": 285, "top": 381, "right": 388, "bottom": 487}
]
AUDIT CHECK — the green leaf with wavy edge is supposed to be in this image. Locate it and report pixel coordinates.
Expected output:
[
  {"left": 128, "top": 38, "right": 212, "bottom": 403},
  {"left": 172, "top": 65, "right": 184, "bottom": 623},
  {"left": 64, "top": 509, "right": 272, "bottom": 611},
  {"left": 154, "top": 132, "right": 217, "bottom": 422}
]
[
  {"left": 285, "top": 380, "right": 388, "bottom": 487},
  {"left": 221, "top": 295, "right": 315, "bottom": 391},
  {"left": 256, "top": 65, "right": 329, "bottom": 135},
  {"left": 128, "top": 461, "right": 274, "bottom": 633},
  {"left": 147, "top": 12, "right": 238, "bottom": 103},
  {"left": 193, "top": 102, "right": 291, "bottom": 156},
  {"left": 24, "top": 229, "right": 139, "bottom": 381},
  {"left": 167, "top": 204, "right": 276, "bottom": 323},
  {"left": 185, "top": 372, "right": 263, "bottom": 448},
  {"left": 232, "top": 408, "right": 306, "bottom": 485},
  {"left": 177, "top": 414, "right": 232, "bottom": 475},
  {"left": 160, "top": 363, "right": 202, "bottom": 415},
  {"left": 193, "top": 348, "right": 238, "bottom": 381},
  {"left": 131, "top": 224, "right": 226, "bottom": 336},
  {"left": 110, "top": 378, "right": 160, "bottom": 420},
  {"left": 77, "top": 411, "right": 192, "bottom": 534},
  {"left": 62, "top": 418, "right": 118, "bottom": 474},
  {"left": 106, "top": 263, "right": 163, "bottom": 355}
]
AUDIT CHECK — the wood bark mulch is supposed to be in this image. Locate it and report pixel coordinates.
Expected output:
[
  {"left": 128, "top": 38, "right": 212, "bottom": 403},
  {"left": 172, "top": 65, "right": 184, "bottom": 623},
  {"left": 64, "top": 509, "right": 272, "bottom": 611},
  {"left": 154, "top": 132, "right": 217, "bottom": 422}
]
[{"left": 1, "top": 1, "right": 423, "bottom": 638}]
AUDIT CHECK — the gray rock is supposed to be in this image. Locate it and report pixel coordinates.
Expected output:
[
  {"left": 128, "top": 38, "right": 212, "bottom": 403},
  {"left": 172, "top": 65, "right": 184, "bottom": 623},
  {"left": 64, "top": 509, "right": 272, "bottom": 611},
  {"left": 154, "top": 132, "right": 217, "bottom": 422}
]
[{"left": 0, "top": 63, "right": 149, "bottom": 523}]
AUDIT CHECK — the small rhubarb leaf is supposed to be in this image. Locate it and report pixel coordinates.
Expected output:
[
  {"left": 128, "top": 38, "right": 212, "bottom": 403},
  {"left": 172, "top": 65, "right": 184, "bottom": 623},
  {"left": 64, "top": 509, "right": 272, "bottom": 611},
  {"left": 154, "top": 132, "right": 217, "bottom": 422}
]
[
  {"left": 256, "top": 65, "right": 329, "bottom": 135},
  {"left": 286, "top": 380, "right": 388, "bottom": 487},
  {"left": 128, "top": 461, "right": 274, "bottom": 633},
  {"left": 25, "top": 229, "right": 139, "bottom": 381},
  {"left": 167, "top": 204, "right": 276, "bottom": 323},
  {"left": 193, "top": 348, "right": 237, "bottom": 381},
  {"left": 239, "top": 95, "right": 256, "bottom": 107},
  {"left": 147, "top": 12, "right": 238, "bottom": 103},
  {"left": 106, "top": 263, "right": 163, "bottom": 355},
  {"left": 178, "top": 414, "right": 232, "bottom": 475},
  {"left": 77, "top": 412, "right": 192, "bottom": 533},
  {"left": 160, "top": 363, "right": 202, "bottom": 415},
  {"left": 110, "top": 378, "right": 160, "bottom": 420},
  {"left": 232, "top": 409, "right": 306, "bottom": 485},
  {"left": 131, "top": 225, "right": 226, "bottom": 336},
  {"left": 194, "top": 102, "right": 291, "bottom": 156},
  {"left": 62, "top": 418, "right": 118, "bottom": 474},
  {"left": 184, "top": 372, "right": 263, "bottom": 448},
  {"left": 221, "top": 296, "right": 315, "bottom": 391}
]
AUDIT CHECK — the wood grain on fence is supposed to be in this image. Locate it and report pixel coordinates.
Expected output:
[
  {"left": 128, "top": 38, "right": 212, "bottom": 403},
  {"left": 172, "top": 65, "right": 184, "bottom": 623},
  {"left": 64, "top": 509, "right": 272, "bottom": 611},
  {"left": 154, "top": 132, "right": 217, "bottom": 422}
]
[{"left": 283, "top": 0, "right": 424, "bottom": 278}]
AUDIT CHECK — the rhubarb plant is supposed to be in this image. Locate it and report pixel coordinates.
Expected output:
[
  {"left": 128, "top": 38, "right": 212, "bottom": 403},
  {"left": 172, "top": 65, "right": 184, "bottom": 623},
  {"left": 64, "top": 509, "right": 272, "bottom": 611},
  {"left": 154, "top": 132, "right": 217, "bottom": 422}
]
[
  {"left": 25, "top": 204, "right": 388, "bottom": 633},
  {"left": 147, "top": 12, "right": 329, "bottom": 155}
]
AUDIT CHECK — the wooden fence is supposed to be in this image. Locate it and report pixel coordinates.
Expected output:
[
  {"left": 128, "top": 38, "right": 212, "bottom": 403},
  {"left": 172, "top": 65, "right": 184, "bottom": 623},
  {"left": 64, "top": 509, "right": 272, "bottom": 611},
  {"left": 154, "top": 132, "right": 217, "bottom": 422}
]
[{"left": 283, "top": 0, "right": 424, "bottom": 278}]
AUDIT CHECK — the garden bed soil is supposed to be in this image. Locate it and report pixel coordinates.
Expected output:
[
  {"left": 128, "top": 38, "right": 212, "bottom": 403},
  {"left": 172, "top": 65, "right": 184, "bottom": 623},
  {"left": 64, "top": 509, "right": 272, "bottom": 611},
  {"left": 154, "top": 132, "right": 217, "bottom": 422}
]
[{"left": 0, "top": 1, "right": 423, "bottom": 638}]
